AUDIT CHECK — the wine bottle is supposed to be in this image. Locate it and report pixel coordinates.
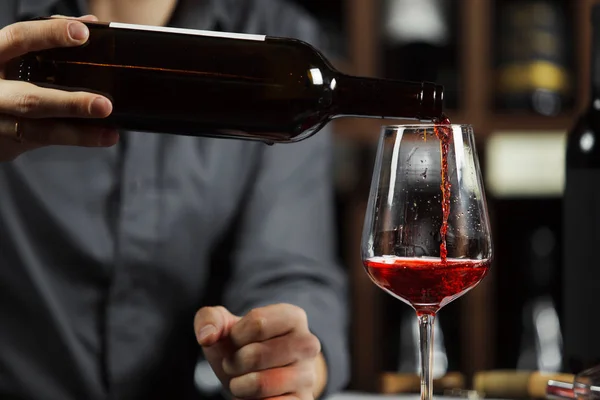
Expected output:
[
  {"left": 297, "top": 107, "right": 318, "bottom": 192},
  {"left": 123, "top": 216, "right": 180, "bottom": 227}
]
[
  {"left": 495, "top": 0, "right": 571, "bottom": 116},
  {"left": 382, "top": 0, "right": 458, "bottom": 109},
  {"left": 517, "top": 226, "right": 562, "bottom": 373},
  {"left": 562, "top": 3, "right": 600, "bottom": 374},
  {"left": 5, "top": 18, "right": 443, "bottom": 144}
]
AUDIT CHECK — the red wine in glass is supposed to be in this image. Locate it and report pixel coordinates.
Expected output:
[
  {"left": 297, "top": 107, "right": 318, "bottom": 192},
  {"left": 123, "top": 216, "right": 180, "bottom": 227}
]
[{"left": 364, "top": 256, "right": 491, "bottom": 315}]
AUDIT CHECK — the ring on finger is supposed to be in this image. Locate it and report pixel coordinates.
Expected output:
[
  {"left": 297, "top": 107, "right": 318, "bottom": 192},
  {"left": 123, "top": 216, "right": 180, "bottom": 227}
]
[{"left": 13, "top": 118, "right": 24, "bottom": 143}]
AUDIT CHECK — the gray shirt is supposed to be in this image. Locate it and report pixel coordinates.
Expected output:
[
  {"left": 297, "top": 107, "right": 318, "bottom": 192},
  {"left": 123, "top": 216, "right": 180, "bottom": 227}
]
[{"left": 0, "top": 1, "right": 349, "bottom": 399}]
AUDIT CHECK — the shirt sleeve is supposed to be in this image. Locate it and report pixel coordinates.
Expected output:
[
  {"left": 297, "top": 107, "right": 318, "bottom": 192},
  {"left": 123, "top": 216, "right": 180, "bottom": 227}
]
[{"left": 221, "top": 124, "right": 350, "bottom": 397}]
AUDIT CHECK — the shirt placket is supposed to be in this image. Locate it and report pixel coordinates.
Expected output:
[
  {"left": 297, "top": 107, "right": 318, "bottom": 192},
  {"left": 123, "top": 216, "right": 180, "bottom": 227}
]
[{"left": 104, "top": 132, "right": 164, "bottom": 398}]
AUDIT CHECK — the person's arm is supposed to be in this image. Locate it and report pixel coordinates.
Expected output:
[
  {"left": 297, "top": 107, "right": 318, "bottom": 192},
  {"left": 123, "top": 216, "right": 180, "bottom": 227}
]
[{"left": 221, "top": 125, "right": 350, "bottom": 398}]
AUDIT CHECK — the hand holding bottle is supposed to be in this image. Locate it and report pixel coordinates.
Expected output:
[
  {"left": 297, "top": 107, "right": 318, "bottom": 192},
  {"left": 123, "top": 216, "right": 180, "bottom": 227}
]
[{"left": 0, "top": 15, "right": 118, "bottom": 162}]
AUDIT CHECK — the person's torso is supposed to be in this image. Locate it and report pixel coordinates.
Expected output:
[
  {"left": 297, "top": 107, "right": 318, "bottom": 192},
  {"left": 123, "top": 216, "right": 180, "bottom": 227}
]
[{"left": 0, "top": 1, "right": 325, "bottom": 399}]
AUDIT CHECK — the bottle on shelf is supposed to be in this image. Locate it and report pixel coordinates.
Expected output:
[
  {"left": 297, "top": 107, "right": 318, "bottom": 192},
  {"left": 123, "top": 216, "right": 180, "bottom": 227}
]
[
  {"left": 381, "top": 0, "right": 459, "bottom": 109},
  {"left": 517, "top": 226, "right": 562, "bottom": 373},
  {"left": 5, "top": 18, "right": 444, "bottom": 144},
  {"left": 563, "top": 3, "right": 600, "bottom": 375},
  {"left": 495, "top": 0, "right": 572, "bottom": 116},
  {"left": 490, "top": 197, "right": 563, "bottom": 371}
]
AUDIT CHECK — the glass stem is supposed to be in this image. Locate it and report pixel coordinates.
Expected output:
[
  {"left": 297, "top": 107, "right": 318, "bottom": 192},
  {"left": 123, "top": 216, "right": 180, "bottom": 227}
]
[{"left": 418, "top": 312, "right": 435, "bottom": 400}]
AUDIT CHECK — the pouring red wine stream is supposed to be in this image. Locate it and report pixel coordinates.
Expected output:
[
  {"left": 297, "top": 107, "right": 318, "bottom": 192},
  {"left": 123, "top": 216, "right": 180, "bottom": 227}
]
[{"left": 434, "top": 114, "right": 452, "bottom": 262}]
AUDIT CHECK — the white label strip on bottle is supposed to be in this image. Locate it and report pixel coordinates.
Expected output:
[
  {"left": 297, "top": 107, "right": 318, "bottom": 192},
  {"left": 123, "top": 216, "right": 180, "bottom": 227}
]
[{"left": 109, "top": 22, "right": 266, "bottom": 41}]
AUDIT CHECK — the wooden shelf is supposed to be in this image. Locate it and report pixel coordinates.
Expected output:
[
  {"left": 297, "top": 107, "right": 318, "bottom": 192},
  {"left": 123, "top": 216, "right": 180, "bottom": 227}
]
[
  {"left": 332, "top": 113, "right": 576, "bottom": 145},
  {"left": 489, "top": 113, "right": 576, "bottom": 132}
]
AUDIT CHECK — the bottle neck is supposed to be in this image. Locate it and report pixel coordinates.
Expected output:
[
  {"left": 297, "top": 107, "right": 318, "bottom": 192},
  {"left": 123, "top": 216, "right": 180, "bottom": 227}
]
[{"left": 331, "top": 74, "right": 444, "bottom": 121}]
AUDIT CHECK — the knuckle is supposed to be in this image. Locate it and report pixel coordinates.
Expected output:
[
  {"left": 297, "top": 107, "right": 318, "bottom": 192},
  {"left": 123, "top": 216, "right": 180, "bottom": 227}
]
[
  {"left": 295, "top": 334, "right": 320, "bottom": 361},
  {"left": 214, "top": 306, "right": 229, "bottom": 315},
  {"left": 296, "top": 307, "right": 308, "bottom": 323},
  {"left": 247, "top": 310, "right": 267, "bottom": 336},
  {"left": 242, "top": 343, "right": 263, "bottom": 371},
  {"left": 303, "top": 335, "right": 321, "bottom": 357},
  {"left": 288, "top": 304, "right": 308, "bottom": 325},
  {"left": 14, "top": 92, "right": 41, "bottom": 115},
  {"left": 247, "top": 308, "right": 263, "bottom": 321},
  {"left": 50, "top": 20, "right": 71, "bottom": 45},
  {"left": 253, "top": 372, "right": 268, "bottom": 396},
  {"left": 230, "top": 372, "right": 264, "bottom": 398},
  {"left": 293, "top": 363, "right": 316, "bottom": 390},
  {"left": 304, "top": 368, "right": 317, "bottom": 388},
  {"left": 300, "top": 393, "right": 314, "bottom": 400},
  {"left": 0, "top": 24, "right": 25, "bottom": 52},
  {"left": 65, "top": 95, "right": 89, "bottom": 116}
]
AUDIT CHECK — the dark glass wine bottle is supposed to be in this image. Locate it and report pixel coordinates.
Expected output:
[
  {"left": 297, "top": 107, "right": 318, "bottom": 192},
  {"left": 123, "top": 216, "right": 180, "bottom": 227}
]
[
  {"left": 4, "top": 18, "right": 443, "bottom": 144},
  {"left": 562, "top": 3, "right": 600, "bottom": 374},
  {"left": 495, "top": 0, "right": 572, "bottom": 116},
  {"left": 382, "top": 0, "right": 459, "bottom": 109}
]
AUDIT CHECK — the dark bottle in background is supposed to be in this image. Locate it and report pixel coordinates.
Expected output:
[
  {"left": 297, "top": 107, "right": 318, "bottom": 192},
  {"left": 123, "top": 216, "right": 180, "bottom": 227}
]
[
  {"left": 495, "top": 0, "right": 573, "bottom": 116},
  {"left": 562, "top": 3, "right": 600, "bottom": 375},
  {"left": 492, "top": 198, "right": 563, "bottom": 371},
  {"left": 381, "top": 0, "right": 459, "bottom": 110},
  {"left": 516, "top": 226, "right": 562, "bottom": 372},
  {"left": 5, "top": 19, "right": 443, "bottom": 144}
]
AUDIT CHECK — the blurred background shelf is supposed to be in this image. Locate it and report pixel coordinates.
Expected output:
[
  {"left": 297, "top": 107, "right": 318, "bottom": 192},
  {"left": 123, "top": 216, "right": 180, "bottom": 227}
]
[
  {"left": 290, "top": 0, "right": 598, "bottom": 392},
  {"left": 489, "top": 114, "right": 575, "bottom": 131},
  {"left": 332, "top": 114, "right": 574, "bottom": 144}
]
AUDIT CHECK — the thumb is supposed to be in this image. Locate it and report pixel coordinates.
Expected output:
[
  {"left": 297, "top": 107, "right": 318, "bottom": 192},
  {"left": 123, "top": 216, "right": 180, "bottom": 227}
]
[
  {"left": 51, "top": 14, "right": 100, "bottom": 21},
  {"left": 194, "top": 306, "right": 241, "bottom": 347}
]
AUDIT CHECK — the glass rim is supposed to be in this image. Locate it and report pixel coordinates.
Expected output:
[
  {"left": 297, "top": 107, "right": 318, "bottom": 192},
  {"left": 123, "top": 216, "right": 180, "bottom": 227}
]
[{"left": 381, "top": 123, "right": 473, "bottom": 130}]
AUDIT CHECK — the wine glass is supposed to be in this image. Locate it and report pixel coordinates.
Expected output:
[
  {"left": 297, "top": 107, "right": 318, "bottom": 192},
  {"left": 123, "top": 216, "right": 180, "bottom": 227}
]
[{"left": 361, "top": 124, "right": 493, "bottom": 400}]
